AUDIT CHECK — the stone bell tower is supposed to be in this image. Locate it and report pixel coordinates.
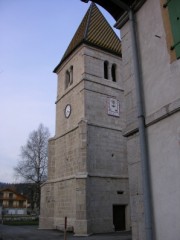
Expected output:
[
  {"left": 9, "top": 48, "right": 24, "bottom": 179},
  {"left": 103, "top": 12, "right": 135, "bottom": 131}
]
[{"left": 40, "top": 3, "right": 130, "bottom": 235}]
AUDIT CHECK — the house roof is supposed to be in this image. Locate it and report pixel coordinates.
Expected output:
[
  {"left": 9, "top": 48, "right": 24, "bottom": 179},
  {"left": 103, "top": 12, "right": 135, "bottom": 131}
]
[
  {"left": 0, "top": 188, "right": 28, "bottom": 200},
  {"left": 53, "top": 2, "right": 121, "bottom": 73}
]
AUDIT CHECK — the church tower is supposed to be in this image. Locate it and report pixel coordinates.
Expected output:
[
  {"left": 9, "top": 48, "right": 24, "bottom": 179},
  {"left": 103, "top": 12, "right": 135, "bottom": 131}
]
[{"left": 40, "top": 3, "right": 130, "bottom": 235}]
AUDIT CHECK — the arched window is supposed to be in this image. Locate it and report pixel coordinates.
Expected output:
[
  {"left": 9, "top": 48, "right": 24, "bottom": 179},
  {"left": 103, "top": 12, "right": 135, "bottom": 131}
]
[
  {"left": 65, "top": 70, "right": 70, "bottom": 89},
  {"left": 65, "top": 66, "right": 73, "bottom": 89},
  {"left": 70, "top": 66, "right": 73, "bottom": 85},
  {"left": 111, "top": 64, "right": 116, "bottom": 82},
  {"left": 104, "top": 61, "right": 108, "bottom": 79}
]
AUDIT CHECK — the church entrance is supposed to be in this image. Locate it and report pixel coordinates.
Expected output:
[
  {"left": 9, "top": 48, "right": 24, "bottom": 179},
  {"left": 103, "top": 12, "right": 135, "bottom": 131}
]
[{"left": 113, "top": 205, "right": 126, "bottom": 231}]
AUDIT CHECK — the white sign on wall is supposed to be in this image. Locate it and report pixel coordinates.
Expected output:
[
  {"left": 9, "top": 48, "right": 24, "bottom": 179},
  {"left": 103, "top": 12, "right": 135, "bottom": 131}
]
[{"left": 107, "top": 97, "right": 120, "bottom": 117}]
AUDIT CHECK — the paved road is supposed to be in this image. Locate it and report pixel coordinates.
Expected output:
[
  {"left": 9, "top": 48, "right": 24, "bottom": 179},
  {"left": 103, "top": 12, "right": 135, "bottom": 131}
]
[{"left": 0, "top": 225, "right": 132, "bottom": 240}]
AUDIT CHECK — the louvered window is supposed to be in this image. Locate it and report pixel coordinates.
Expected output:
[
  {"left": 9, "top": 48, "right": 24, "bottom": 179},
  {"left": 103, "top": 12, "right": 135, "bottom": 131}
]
[
  {"left": 104, "top": 61, "right": 109, "bottom": 79},
  {"left": 65, "top": 70, "right": 70, "bottom": 89},
  {"left": 111, "top": 64, "right": 116, "bottom": 82},
  {"left": 65, "top": 66, "right": 73, "bottom": 89},
  {"left": 164, "top": 0, "right": 180, "bottom": 59},
  {"left": 70, "top": 66, "right": 73, "bottom": 85}
]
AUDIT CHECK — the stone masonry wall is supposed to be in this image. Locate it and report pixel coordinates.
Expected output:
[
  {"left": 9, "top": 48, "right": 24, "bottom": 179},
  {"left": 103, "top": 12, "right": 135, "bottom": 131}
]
[
  {"left": 39, "top": 182, "right": 55, "bottom": 229},
  {"left": 40, "top": 44, "right": 130, "bottom": 235},
  {"left": 87, "top": 177, "right": 130, "bottom": 233}
]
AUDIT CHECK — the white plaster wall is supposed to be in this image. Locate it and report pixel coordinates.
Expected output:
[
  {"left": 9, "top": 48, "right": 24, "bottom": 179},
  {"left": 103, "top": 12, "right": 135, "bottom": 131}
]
[
  {"left": 136, "top": 1, "right": 180, "bottom": 239},
  {"left": 121, "top": 0, "right": 180, "bottom": 239},
  {"left": 137, "top": 0, "right": 180, "bottom": 116},
  {"left": 148, "top": 112, "right": 180, "bottom": 240}
]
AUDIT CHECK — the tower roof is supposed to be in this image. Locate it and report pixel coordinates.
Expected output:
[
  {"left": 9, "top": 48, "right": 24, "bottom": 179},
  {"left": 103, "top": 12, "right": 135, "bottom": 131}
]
[{"left": 54, "top": 3, "right": 121, "bottom": 73}]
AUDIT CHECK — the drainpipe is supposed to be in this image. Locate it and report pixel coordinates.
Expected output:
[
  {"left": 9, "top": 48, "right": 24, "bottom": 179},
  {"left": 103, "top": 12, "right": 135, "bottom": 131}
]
[
  {"left": 101, "top": 2, "right": 154, "bottom": 239},
  {"left": 128, "top": 8, "right": 154, "bottom": 240}
]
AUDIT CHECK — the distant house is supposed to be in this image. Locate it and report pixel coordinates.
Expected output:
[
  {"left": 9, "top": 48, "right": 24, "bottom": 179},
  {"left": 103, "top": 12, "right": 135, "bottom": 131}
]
[{"left": 0, "top": 188, "right": 28, "bottom": 215}]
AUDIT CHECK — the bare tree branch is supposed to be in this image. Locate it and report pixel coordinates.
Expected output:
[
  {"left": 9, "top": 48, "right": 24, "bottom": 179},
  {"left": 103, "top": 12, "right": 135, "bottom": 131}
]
[{"left": 14, "top": 123, "right": 50, "bottom": 210}]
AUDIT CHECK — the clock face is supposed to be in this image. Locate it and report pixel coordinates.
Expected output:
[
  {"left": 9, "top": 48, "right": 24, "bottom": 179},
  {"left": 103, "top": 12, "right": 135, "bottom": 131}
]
[{"left": 64, "top": 104, "right": 71, "bottom": 118}]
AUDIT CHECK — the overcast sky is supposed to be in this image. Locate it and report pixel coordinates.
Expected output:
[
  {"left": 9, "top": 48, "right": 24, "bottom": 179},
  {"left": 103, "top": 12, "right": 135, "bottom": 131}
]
[{"left": 0, "top": 0, "right": 119, "bottom": 183}]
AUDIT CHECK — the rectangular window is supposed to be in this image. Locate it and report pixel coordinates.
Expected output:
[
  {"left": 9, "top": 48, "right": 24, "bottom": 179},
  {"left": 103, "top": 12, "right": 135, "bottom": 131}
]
[{"left": 164, "top": 0, "right": 180, "bottom": 58}]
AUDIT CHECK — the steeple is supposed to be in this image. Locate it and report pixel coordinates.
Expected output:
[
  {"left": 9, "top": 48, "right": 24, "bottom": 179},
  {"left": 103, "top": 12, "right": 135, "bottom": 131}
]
[{"left": 54, "top": 3, "right": 121, "bottom": 72}]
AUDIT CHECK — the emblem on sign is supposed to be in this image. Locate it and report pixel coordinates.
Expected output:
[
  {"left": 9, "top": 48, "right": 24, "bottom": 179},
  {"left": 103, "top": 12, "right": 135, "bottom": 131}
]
[{"left": 107, "top": 98, "right": 120, "bottom": 117}]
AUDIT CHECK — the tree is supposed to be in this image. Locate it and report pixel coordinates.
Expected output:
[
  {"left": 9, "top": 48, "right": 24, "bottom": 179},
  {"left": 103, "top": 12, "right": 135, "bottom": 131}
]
[{"left": 14, "top": 123, "right": 50, "bottom": 211}]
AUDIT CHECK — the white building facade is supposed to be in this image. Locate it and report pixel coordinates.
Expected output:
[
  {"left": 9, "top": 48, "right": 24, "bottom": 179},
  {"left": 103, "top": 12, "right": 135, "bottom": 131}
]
[{"left": 113, "top": 0, "right": 180, "bottom": 239}]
